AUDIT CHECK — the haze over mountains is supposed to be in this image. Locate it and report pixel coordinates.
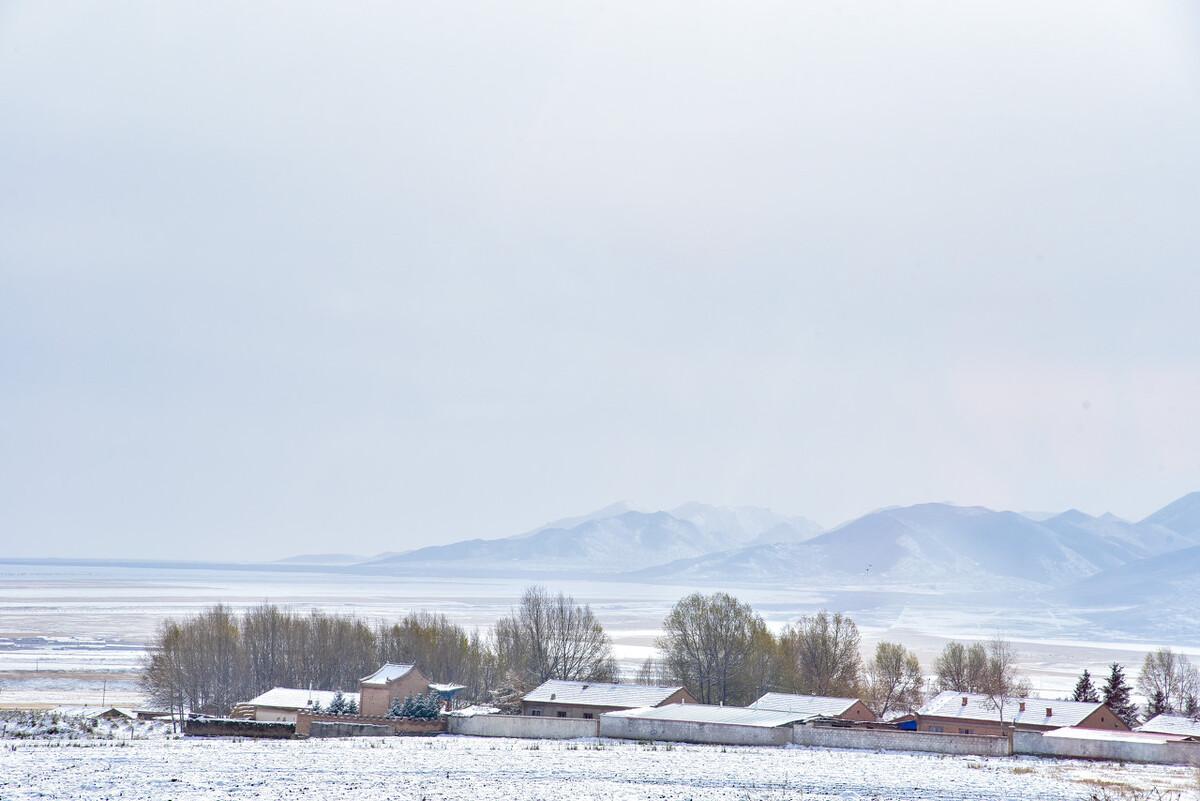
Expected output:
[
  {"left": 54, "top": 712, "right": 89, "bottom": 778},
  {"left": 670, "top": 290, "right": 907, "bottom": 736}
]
[{"left": 281, "top": 494, "right": 1200, "bottom": 607}]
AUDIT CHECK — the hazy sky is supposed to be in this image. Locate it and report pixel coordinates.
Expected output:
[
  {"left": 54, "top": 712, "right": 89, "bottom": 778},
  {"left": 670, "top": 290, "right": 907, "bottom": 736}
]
[{"left": 2, "top": 1, "right": 1199, "bottom": 560}]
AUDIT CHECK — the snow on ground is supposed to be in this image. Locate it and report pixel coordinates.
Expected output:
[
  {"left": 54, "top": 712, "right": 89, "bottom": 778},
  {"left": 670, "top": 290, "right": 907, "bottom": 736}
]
[{"left": 0, "top": 735, "right": 1195, "bottom": 801}]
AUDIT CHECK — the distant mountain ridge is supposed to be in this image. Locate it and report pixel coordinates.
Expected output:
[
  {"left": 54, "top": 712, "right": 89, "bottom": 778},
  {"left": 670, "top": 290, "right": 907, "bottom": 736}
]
[
  {"left": 361, "top": 503, "right": 822, "bottom": 574},
  {"left": 280, "top": 493, "right": 1200, "bottom": 594}
]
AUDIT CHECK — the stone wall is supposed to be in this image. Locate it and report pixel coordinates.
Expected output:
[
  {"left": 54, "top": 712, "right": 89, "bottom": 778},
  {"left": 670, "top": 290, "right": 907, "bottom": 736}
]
[
  {"left": 793, "top": 724, "right": 1011, "bottom": 757},
  {"left": 598, "top": 715, "right": 792, "bottom": 747},
  {"left": 295, "top": 712, "right": 446, "bottom": 737},
  {"left": 448, "top": 714, "right": 599, "bottom": 739},
  {"left": 184, "top": 718, "right": 295, "bottom": 739},
  {"left": 1013, "top": 730, "right": 1200, "bottom": 766},
  {"left": 309, "top": 721, "right": 393, "bottom": 738}
]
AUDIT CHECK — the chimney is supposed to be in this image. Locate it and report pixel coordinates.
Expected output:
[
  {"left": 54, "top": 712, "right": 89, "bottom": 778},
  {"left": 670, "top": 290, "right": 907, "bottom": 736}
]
[
  {"left": 1018, "top": 702, "right": 1025, "bottom": 713},
  {"left": 961, "top": 696, "right": 968, "bottom": 706},
  {"left": 1046, "top": 707, "right": 1053, "bottom": 718},
  {"left": 550, "top": 693, "right": 556, "bottom": 700}
]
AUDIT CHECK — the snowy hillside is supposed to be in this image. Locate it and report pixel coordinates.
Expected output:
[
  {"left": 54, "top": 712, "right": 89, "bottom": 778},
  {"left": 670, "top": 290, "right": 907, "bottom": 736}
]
[
  {"left": 632, "top": 503, "right": 1176, "bottom": 589},
  {"left": 1140, "top": 490, "right": 1200, "bottom": 540}
]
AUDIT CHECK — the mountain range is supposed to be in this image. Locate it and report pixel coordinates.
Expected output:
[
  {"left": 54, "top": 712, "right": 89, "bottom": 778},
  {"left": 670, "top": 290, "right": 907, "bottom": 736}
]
[{"left": 285, "top": 492, "right": 1200, "bottom": 598}]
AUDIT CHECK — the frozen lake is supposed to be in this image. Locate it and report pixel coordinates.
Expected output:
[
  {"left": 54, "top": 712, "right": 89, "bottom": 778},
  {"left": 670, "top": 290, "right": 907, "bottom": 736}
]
[
  {"left": 1, "top": 560, "right": 1194, "bottom": 708},
  {"left": 0, "top": 733, "right": 1195, "bottom": 801}
]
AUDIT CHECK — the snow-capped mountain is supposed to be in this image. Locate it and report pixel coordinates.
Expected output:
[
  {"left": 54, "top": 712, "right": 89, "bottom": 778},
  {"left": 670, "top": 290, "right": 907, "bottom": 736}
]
[
  {"left": 361, "top": 503, "right": 820, "bottom": 574},
  {"left": 631, "top": 502, "right": 1180, "bottom": 589},
  {"left": 1139, "top": 491, "right": 1200, "bottom": 540}
]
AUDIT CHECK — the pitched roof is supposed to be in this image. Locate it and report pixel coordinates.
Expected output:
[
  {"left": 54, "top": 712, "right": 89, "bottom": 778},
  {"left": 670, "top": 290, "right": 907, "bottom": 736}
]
[
  {"left": 917, "top": 691, "right": 1107, "bottom": 728},
  {"left": 1137, "top": 714, "right": 1200, "bottom": 738},
  {"left": 360, "top": 663, "right": 416, "bottom": 685},
  {"left": 523, "top": 680, "right": 685, "bottom": 709},
  {"left": 602, "top": 703, "right": 810, "bottom": 728},
  {"left": 247, "top": 687, "right": 360, "bottom": 710},
  {"left": 749, "top": 692, "right": 863, "bottom": 718}
]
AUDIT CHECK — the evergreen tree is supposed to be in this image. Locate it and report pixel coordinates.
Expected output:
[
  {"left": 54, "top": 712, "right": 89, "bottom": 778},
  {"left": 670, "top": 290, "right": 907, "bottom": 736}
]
[
  {"left": 1071, "top": 669, "right": 1099, "bottom": 703},
  {"left": 1101, "top": 662, "right": 1139, "bottom": 727},
  {"left": 327, "top": 691, "right": 348, "bottom": 715},
  {"left": 345, "top": 697, "right": 359, "bottom": 715},
  {"left": 387, "top": 695, "right": 404, "bottom": 718},
  {"left": 309, "top": 700, "right": 322, "bottom": 714},
  {"left": 1146, "top": 689, "right": 1171, "bottom": 718}
]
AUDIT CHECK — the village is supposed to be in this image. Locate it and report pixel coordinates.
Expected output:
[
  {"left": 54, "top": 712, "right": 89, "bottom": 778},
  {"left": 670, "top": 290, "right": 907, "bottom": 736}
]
[{"left": 59, "top": 587, "right": 1187, "bottom": 773}]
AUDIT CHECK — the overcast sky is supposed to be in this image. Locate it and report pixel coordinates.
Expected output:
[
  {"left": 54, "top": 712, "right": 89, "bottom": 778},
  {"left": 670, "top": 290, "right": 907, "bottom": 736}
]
[{"left": 2, "top": 1, "right": 1199, "bottom": 560}]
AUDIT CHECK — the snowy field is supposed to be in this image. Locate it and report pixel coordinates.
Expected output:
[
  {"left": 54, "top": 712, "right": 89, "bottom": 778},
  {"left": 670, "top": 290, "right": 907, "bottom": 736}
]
[
  {"left": 1, "top": 733, "right": 1197, "bottom": 801},
  {"left": 3, "top": 561, "right": 1197, "bottom": 708}
]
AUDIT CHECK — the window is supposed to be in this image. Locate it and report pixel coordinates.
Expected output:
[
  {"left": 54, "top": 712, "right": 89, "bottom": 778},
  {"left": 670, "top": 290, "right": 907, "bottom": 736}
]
[
  {"left": 529, "top": 710, "right": 542, "bottom": 717},
  {"left": 930, "top": 726, "right": 944, "bottom": 733},
  {"left": 556, "top": 711, "right": 567, "bottom": 718},
  {"left": 583, "top": 713, "right": 594, "bottom": 720},
  {"left": 959, "top": 728, "right": 971, "bottom": 734}
]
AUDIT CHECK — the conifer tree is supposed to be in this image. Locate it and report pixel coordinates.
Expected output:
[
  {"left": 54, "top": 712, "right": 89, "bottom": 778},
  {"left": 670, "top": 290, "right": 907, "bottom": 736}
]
[
  {"left": 1146, "top": 689, "right": 1171, "bottom": 718},
  {"left": 1101, "top": 662, "right": 1139, "bottom": 727},
  {"left": 345, "top": 697, "right": 359, "bottom": 715},
  {"left": 387, "top": 696, "right": 404, "bottom": 718},
  {"left": 1071, "top": 669, "right": 1099, "bottom": 703},
  {"left": 327, "top": 691, "right": 348, "bottom": 715}
]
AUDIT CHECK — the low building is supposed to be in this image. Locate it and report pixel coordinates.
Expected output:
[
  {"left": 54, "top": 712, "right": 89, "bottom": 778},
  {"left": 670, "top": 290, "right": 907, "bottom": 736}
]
[
  {"left": 916, "top": 691, "right": 1129, "bottom": 736},
  {"left": 358, "top": 663, "right": 431, "bottom": 717},
  {"left": 599, "top": 703, "right": 811, "bottom": 746},
  {"left": 749, "top": 692, "right": 876, "bottom": 723},
  {"left": 240, "top": 687, "right": 360, "bottom": 723},
  {"left": 51, "top": 706, "right": 137, "bottom": 721},
  {"left": 521, "top": 680, "right": 696, "bottom": 719},
  {"left": 1137, "top": 714, "right": 1200, "bottom": 739}
]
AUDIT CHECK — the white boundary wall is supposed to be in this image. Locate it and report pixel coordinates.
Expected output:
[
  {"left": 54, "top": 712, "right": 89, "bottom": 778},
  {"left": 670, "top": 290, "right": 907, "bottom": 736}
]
[
  {"left": 1013, "top": 730, "right": 1200, "bottom": 766},
  {"left": 599, "top": 715, "right": 792, "bottom": 747},
  {"left": 447, "top": 714, "right": 599, "bottom": 739},
  {"left": 792, "top": 725, "right": 1010, "bottom": 757}
]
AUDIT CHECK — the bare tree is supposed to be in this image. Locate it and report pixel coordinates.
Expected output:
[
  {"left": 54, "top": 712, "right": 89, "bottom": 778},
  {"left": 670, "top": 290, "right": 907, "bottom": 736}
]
[
  {"left": 978, "top": 637, "right": 1030, "bottom": 728},
  {"left": 1137, "top": 648, "right": 1200, "bottom": 717},
  {"left": 493, "top": 586, "right": 616, "bottom": 685},
  {"left": 777, "top": 611, "right": 862, "bottom": 697},
  {"left": 934, "top": 641, "right": 989, "bottom": 693},
  {"left": 658, "top": 592, "right": 772, "bottom": 705},
  {"left": 865, "top": 641, "right": 924, "bottom": 718}
]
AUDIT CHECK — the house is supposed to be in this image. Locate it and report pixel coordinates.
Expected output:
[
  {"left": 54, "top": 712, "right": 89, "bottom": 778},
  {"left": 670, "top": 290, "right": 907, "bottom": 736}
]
[
  {"left": 239, "top": 687, "right": 361, "bottom": 722},
  {"left": 599, "top": 703, "right": 812, "bottom": 746},
  {"left": 749, "top": 692, "right": 876, "bottom": 723},
  {"left": 358, "top": 663, "right": 431, "bottom": 717},
  {"left": 521, "top": 680, "right": 697, "bottom": 719},
  {"left": 916, "top": 691, "right": 1129, "bottom": 736},
  {"left": 1137, "top": 714, "right": 1200, "bottom": 739},
  {"left": 429, "top": 683, "right": 468, "bottom": 705}
]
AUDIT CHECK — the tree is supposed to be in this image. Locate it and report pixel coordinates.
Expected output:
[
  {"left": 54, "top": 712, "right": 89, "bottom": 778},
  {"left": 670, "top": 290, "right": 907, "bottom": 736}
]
[
  {"left": 393, "top": 692, "right": 440, "bottom": 720},
  {"left": 327, "top": 691, "right": 348, "bottom": 715},
  {"left": 345, "top": 697, "right": 359, "bottom": 715},
  {"left": 1071, "top": 669, "right": 1099, "bottom": 703},
  {"left": 934, "top": 641, "right": 988, "bottom": 693},
  {"left": 864, "top": 642, "right": 924, "bottom": 719},
  {"left": 658, "top": 592, "right": 773, "bottom": 705},
  {"left": 978, "top": 637, "right": 1030, "bottom": 728},
  {"left": 388, "top": 696, "right": 404, "bottom": 718},
  {"left": 777, "top": 611, "right": 862, "bottom": 697},
  {"left": 1101, "top": 662, "right": 1139, "bottom": 727},
  {"left": 1137, "top": 648, "right": 1200, "bottom": 717},
  {"left": 493, "top": 586, "right": 617, "bottom": 685}
]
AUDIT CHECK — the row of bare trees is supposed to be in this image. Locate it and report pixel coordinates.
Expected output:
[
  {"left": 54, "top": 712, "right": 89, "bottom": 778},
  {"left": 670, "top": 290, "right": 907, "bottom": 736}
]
[
  {"left": 148, "top": 586, "right": 1188, "bottom": 724},
  {"left": 141, "top": 586, "right": 614, "bottom": 716}
]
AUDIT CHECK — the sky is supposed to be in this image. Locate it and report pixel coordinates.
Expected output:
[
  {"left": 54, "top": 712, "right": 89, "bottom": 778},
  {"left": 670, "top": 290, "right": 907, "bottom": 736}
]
[{"left": 2, "top": 1, "right": 1200, "bottom": 560}]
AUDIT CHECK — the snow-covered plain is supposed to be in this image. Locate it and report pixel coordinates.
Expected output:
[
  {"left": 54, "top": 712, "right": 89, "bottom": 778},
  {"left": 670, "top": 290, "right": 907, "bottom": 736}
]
[{"left": 1, "top": 734, "right": 1197, "bottom": 801}]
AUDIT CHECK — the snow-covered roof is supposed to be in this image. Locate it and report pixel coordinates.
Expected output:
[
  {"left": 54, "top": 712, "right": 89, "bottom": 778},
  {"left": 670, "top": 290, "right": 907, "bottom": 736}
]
[
  {"left": 1045, "top": 726, "right": 1191, "bottom": 744},
  {"left": 749, "top": 693, "right": 864, "bottom": 718},
  {"left": 917, "top": 691, "right": 1107, "bottom": 728},
  {"left": 445, "top": 705, "right": 501, "bottom": 718},
  {"left": 247, "top": 687, "right": 360, "bottom": 710},
  {"left": 429, "top": 683, "right": 467, "bottom": 693},
  {"left": 524, "top": 680, "right": 685, "bottom": 709},
  {"left": 1137, "top": 714, "right": 1200, "bottom": 738},
  {"left": 360, "top": 663, "right": 416, "bottom": 685},
  {"left": 603, "top": 703, "right": 810, "bottom": 728},
  {"left": 51, "top": 706, "right": 136, "bottom": 719}
]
